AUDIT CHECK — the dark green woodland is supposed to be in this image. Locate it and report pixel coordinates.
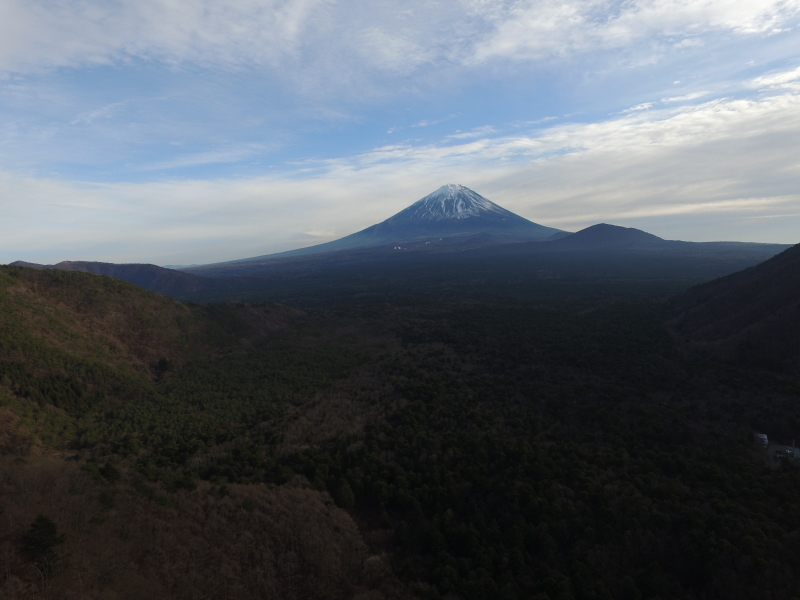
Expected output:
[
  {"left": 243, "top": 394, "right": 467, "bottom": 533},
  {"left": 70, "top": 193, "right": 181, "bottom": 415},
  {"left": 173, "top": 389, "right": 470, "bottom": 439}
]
[{"left": 1, "top": 243, "right": 799, "bottom": 599}]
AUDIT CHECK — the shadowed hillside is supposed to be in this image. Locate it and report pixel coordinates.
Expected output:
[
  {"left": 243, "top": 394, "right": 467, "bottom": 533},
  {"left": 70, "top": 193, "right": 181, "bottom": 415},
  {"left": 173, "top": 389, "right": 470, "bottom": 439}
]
[
  {"left": 0, "top": 266, "right": 385, "bottom": 599},
  {"left": 0, "top": 264, "right": 307, "bottom": 461},
  {"left": 670, "top": 243, "right": 800, "bottom": 374},
  {"left": 0, "top": 265, "right": 300, "bottom": 377},
  {"left": 9, "top": 261, "right": 220, "bottom": 296}
]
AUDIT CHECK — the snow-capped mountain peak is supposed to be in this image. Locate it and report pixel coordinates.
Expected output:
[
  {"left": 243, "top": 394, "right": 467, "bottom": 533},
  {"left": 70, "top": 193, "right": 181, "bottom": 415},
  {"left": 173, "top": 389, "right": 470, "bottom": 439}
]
[
  {"left": 210, "top": 184, "right": 565, "bottom": 261},
  {"left": 398, "top": 184, "right": 506, "bottom": 221}
]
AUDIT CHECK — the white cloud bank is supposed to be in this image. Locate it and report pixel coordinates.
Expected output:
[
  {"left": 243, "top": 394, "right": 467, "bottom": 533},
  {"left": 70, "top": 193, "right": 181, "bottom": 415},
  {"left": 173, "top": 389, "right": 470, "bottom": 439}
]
[
  {"left": 0, "top": 0, "right": 797, "bottom": 76},
  {"left": 2, "top": 76, "right": 799, "bottom": 265},
  {"left": 471, "top": 0, "right": 800, "bottom": 62},
  {"left": 0, "top": 0, "right": 326, "bottom": 72}
]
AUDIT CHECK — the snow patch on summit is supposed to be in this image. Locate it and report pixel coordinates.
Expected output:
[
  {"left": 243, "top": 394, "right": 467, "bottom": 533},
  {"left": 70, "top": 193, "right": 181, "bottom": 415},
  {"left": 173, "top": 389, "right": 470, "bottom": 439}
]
[{"left": 402, "top": 184, "right": 505, "bottom": 220}]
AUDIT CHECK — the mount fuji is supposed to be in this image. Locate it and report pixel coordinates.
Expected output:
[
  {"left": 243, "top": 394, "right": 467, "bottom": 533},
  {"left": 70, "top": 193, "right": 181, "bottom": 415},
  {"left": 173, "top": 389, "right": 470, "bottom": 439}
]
[
  {"left": 223, "top": 184, "right": 565, "bottom": 266},
  {"left": 356, "top": 184, "right": 563, "bottom": 241}
]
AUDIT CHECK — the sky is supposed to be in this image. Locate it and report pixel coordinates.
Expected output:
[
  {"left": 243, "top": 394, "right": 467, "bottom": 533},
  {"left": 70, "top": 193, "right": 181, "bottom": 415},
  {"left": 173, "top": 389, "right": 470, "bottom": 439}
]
[{"left": 1, "top": 0, "right": 799, "bottom": 265}]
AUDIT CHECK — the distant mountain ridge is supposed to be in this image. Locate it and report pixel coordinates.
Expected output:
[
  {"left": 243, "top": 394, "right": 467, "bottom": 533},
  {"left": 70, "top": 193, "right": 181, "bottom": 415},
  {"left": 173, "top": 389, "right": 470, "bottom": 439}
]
[
  {"left": 541, "top": 224, "right": 790, "bottom": 262},
  {"left": 214, "top": 184, "right": 565, "bottom": 267},
  {"left": 8, "top": 261, "right": 216, "bottom": 296},
  {"left": 195, "top": 187, "right": 790, "bottom": 279},
  {"left": 9, "top": 187, "right": 793, "bottom": 300}
]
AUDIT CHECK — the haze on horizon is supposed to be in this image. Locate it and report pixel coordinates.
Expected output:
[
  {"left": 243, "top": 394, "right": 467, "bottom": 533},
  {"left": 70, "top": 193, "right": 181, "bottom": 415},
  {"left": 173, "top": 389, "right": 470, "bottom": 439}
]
[{"left": 1, "top": 0, "right": 800, "bottom": 266}]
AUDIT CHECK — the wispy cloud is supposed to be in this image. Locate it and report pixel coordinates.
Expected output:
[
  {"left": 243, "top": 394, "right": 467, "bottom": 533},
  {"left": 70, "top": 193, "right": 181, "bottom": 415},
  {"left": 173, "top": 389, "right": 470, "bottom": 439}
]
[
  {"left": 521, "top": 116, "right": 558, "bottom": 126},
  {"left": 621, "top": 102, "right": 654, "bottom": 113},
  {"left": 70, "top": 102, "right": 126, "bottom": 125},
  {"left": 446, "top": 125, "right": 496, "bottom": 139},
  {"left": 749, "top": 65, "right": 800, "bottom": 89},
  {"left": 358, "top": 28, "right": 433, "bottom": 73},
  {"left": 137, "top": 145, "right": 268, "bottom": 171},
  {"left": 673, "top": 38, "right": 704, "bottom": 48},
  {"left": 661, "top": 91, "right": 710, "bottom": 103},
  {"left": 470, "top": 0, "right": 800, "bottom": 63},
  {"left": 411, "top": 117, "right": 452, "bottom": 128}
]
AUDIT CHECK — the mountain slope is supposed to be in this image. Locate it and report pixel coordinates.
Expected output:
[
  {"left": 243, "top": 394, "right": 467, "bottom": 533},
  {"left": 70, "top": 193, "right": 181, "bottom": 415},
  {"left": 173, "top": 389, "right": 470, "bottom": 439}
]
[
  {"left": 0, "top": 265, "right": 299, "bottom": 381},
  {"left": 209, "top": 184, "right": 564, "bottom": 266},
  {"left": 670, "top": 243, "right": 800, "bottom": 373},
  {"left": 0, "top": 265, "right": 378, "bottom": 599},
  {"left": 0, "top": 264, "right": 300, "bottom": 451},
  {"left": 9, "top": 260, "right": 217, "bottom": 296}
]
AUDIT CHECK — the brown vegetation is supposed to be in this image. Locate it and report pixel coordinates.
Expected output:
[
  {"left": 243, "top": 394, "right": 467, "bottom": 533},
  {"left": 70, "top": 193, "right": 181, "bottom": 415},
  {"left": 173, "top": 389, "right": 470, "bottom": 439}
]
[
  {"left": 0, "top": 407, "right": 38, "bottom": 457},
  {"left": 0, "top": 458, "right": 376, "bottom": 599},
  {"left": 0, "top": 266, "right": 302, "bottom": 377}
]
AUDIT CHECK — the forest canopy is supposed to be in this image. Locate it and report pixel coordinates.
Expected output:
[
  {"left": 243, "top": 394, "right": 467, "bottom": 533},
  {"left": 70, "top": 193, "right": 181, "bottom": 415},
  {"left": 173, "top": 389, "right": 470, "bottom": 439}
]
[{"left": 1, "top": 259, "right": 798, "bottom": 600}]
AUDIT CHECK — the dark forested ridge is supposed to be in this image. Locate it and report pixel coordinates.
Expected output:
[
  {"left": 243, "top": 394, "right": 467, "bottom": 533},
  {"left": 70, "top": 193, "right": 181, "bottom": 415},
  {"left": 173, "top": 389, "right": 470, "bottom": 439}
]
[
  {"left": 670, "top": 243, "right": 800, "bottom": 375},
  {"left": 1, "top": 247, "right": 799, "bottom": 600},
  {"left": 8, "top": 260, "right": 227, "bottom": 296}
]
